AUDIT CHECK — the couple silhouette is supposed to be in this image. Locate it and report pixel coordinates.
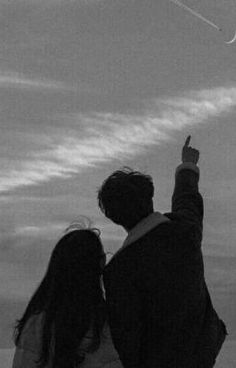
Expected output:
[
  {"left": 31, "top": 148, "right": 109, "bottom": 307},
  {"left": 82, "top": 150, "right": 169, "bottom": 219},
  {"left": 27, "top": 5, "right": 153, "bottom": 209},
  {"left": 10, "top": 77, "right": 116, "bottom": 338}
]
[{"left": 12, "top": 137, "right": 227, "bottom": 368}]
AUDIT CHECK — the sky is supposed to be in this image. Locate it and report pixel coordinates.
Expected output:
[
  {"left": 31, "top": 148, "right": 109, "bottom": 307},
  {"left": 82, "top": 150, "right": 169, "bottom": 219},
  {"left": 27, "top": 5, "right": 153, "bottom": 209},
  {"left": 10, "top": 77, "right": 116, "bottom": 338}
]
[{"left": 0, "top": 0, "right": 236, "bottom": 349}]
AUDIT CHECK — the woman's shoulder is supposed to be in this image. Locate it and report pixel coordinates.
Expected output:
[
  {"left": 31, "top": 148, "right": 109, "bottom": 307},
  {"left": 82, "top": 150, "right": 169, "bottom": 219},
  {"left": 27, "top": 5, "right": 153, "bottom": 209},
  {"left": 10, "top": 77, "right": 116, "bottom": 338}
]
[
  {"left": 13, "top": 312, "right": 45, "bottom": 368},
  {"left": 18, "top": 312, "right": 45, "bottom": 350}
]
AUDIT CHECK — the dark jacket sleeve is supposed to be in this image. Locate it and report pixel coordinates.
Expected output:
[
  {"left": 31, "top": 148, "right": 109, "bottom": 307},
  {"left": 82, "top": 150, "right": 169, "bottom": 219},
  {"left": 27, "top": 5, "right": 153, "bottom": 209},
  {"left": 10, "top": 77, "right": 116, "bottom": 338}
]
[
  {"left": 169, "top": 163, "right": 204, "bottom": 244},
  {"left": 104, "top": 269, "right": 143, "bottom": 368}
]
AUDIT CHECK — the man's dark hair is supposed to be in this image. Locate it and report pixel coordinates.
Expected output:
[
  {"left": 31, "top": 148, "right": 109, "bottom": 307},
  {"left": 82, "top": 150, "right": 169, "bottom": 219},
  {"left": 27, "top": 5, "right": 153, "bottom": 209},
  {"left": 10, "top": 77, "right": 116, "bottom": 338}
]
[{"left": 97, "top": 167, "right": 154, "bottom": 230}]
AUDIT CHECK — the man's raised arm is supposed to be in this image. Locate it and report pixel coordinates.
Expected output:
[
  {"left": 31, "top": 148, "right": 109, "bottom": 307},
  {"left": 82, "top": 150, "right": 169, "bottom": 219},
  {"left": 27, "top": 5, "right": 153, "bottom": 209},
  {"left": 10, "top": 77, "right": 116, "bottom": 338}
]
[{"left": 171, "top": 136, "right": 204, "bottom": 232}]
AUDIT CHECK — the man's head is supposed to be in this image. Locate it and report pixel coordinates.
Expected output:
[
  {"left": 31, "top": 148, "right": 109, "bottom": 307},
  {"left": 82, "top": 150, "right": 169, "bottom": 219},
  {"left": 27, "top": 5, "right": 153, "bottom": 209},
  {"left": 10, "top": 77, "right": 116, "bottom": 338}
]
[{"left": 97, "top": 167, "right": 154, "bottom": 231}]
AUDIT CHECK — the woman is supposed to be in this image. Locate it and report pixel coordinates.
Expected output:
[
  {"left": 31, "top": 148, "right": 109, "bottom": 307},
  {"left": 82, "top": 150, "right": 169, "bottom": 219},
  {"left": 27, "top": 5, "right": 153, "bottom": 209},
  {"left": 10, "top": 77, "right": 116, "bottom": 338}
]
[{"left": 12, "top": 219, "right": 122, "bottom": 368}]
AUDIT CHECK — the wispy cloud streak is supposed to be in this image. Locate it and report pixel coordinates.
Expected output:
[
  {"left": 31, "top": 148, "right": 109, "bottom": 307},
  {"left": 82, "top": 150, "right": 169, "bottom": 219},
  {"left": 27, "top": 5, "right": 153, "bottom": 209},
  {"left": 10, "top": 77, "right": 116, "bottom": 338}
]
[
  {"left": 1, "top": 86, "right": 236, "bottom": 192},
  {"left": 0, "top": 71, "right": 75, "bottom": 91}
]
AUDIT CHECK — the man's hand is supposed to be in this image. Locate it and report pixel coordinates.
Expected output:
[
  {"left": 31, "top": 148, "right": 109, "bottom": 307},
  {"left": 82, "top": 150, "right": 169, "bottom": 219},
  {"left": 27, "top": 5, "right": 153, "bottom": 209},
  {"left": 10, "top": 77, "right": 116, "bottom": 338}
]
[{"left": 182, "top": 136, "right": 199, "bottom": 164}]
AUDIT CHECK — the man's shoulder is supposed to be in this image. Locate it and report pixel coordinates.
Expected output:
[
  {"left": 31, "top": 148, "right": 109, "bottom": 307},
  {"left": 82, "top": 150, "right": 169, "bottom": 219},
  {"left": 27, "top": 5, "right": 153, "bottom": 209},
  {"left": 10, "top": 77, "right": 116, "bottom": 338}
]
[
  {"left": 164, "top": 211, "right": 198, "bottom": 231},
  {"left": 104, "top": 217, "right": 194, "bottom": 268},
  {"left": 138, "top": 216, "right": 191, "bottom": 244},
  {"left": 104, "top": 220, "right": 177, "bottom": 269}
]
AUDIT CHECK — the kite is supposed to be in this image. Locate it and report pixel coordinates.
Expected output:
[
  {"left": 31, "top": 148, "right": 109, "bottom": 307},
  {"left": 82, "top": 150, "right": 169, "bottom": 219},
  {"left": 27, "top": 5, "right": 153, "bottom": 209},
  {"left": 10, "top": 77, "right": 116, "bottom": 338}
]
[
  {"left": 225, "top": 31, "right": 236, "bottom": 44},
  {"left": 169, "top": 0, "right": 236, "bottom": 45}
]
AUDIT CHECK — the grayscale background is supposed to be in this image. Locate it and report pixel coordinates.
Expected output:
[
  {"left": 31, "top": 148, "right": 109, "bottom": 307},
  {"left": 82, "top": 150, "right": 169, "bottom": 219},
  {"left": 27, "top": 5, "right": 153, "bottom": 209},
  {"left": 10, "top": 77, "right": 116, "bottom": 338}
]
[{"left": 0, "top": 1, "right": 235, "bottom": 366}]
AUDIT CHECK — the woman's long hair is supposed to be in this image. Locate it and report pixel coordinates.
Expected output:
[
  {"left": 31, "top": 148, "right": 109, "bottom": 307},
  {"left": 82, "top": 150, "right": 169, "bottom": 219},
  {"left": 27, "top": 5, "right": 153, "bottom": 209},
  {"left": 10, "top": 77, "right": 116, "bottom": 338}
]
[{"left": 13, "top": 227, "right": 106, "bottom": 368}]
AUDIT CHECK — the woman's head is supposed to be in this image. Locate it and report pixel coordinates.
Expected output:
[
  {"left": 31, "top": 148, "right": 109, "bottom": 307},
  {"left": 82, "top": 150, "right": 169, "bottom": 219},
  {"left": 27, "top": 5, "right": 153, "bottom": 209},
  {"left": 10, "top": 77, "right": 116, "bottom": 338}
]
[
  {"left": 97, "top": 167, "right": 154, "bottom": 230},
  {"left": 14, "top": 223, "right": 107, "bottom": 368},
  {"left": 48, "top": 229, "right": 105, "bottom": 297}
]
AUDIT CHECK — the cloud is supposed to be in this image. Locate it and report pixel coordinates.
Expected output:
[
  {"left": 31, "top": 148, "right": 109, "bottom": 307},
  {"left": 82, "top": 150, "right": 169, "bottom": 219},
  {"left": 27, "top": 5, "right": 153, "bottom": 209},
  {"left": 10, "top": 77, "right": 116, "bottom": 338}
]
[
  {"left": 0, "top": 71, "right": 75, "bottom": 91},
  {"left": 0, "top": 86, "right": 236, "bottom": 192},
  {"left": 14, "top": 223, "right": 65, "bottom": 239}
]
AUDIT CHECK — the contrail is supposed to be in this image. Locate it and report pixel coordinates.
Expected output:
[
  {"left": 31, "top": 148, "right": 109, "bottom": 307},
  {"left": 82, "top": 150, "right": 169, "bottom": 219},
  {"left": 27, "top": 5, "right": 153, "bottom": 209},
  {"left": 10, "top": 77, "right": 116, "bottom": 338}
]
[{"left": 169, "top": 0, "right": 222, "bottom": 32}]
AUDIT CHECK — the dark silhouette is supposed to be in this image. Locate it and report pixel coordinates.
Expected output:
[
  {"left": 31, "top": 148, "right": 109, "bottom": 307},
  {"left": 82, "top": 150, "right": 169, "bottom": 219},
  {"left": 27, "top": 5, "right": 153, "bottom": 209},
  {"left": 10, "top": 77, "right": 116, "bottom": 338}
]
[
  {"left": 98, "top": 136, "right": 228, "bottom": 368},
  {"left": 13, "top": 228, "right": 110, "bottom": 368},
  {"left": 98, "top": 167, "right": 154, "bottom": 231}
]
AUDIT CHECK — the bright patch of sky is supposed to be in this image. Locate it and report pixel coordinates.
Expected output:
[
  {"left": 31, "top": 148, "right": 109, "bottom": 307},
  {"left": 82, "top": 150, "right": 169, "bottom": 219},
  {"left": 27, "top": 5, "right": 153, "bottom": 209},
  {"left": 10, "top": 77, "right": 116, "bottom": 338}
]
[{"left": 1, "top": 86, "right": 236, "bottom": 192}]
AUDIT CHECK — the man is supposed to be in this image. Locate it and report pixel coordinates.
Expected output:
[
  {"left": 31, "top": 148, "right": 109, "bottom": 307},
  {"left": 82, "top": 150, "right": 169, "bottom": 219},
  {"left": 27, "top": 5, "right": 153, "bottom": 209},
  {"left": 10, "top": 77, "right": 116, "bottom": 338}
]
[{"left": 98, "top": 136, "right": 227, "bottom": 368}]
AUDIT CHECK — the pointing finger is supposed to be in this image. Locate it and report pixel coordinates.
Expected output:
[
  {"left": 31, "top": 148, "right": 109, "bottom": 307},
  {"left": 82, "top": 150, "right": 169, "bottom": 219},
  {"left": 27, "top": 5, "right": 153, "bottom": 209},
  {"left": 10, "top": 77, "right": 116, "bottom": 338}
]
[{"left": 184, "top": 135, "right": 191, "bottom": 147}]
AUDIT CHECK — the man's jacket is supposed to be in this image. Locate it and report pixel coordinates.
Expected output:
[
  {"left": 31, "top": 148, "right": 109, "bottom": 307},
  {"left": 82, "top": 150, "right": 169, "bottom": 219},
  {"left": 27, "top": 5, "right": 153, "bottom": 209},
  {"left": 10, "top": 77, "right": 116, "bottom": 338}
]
[{"left": 103, "top": 163, "right": 228, "bottom": 368}]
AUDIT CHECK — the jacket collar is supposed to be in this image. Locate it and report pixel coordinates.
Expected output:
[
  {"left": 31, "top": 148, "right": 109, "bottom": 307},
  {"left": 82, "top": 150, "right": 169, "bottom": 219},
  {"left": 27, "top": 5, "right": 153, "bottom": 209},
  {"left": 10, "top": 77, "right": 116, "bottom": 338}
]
[{"left": 109, "top": 211, "right": 170, "bottom": 262}]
